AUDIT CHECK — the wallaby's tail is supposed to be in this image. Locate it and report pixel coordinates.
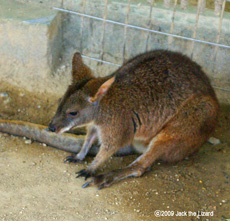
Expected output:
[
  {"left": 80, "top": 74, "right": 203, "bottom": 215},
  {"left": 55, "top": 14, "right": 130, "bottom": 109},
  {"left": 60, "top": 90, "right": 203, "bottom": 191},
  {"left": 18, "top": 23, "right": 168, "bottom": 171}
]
[{"left": 0, "top": 119, "right": 135, "bottom": 156}]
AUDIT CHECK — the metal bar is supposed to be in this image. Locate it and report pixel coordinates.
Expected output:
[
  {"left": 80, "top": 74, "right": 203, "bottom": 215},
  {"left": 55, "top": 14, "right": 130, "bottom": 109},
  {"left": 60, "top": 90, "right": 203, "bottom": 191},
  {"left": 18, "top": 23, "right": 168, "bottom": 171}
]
[
  {"left": 168, "top": 0, "right": 178, "bottom": 47},
  {"left": 164, "top": 0, "right": 171, "bottom": 8},
  {"left": 213, "top": 86, "right": 230, "bottom": 92},
  {"left": 193, "top": 0, "right": 202, "bottom": 39},
  {"left": 99, "top": 0, "right": 108, "bottom": 63},
  {"left": 213, "top": 0, "right": 226, "bottom": 59},
  {"left": 53, "top": 7, "right": 230, "bottom": 49},
  {"left": 190, "top": 0, "right": 203, "bottom": 58},
  {"left": 215, "top": 0, "right": 223, "bottom": 15},
  {"left": 59, "top": 0, "right": 64, "bottom": 61},
  {"left": 216, "top": 0, "right": 226, "bottom": 45},
  {"left": 145, "top": 0, "right": 154, "bottom": 51},
  {"left": 122, "top": 0, "right": 131, "bottom": 63},
  {"left": 181, "top": 0, "right": 189, "bottom": 9},
  {"left": 79, "top": 0, "right": 86, "bottom": 53},
  {"left": 200, "top": 0, "right": 206, "bottom": 13},
  {"left": 81, "top": 55, "right": 120, "bottom": 66}
]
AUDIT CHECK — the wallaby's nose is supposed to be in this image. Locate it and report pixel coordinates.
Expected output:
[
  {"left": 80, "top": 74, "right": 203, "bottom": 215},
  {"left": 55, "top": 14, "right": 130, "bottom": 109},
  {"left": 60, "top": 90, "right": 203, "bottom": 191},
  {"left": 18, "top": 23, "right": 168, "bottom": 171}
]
[{"left": 48, "top": 123, "right": 57, "bottom": 132}]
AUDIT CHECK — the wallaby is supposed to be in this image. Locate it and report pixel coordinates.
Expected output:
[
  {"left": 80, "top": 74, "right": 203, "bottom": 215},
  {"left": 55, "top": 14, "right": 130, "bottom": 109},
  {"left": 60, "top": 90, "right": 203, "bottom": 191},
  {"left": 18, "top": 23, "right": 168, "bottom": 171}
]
[{"left": 47, "top": 50, "right": 219, "bottom": 189}]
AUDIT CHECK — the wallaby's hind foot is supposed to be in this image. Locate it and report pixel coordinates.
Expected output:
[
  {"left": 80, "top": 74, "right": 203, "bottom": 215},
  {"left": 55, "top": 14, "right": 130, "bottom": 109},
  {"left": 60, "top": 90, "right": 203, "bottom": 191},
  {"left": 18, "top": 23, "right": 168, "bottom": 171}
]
[
  {"left": 81, "top": 166, "right": 145, "bottom": 189},
  {"left": 79, "top": 132, "right": 167, "bottom": 189}
]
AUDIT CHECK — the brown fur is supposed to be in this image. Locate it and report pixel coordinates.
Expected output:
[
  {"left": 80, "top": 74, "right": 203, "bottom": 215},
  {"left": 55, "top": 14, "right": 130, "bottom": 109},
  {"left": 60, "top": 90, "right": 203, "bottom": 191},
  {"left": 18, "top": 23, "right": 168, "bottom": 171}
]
[{"left": 49, "top": 50, "right": 219, "bottom": 189}]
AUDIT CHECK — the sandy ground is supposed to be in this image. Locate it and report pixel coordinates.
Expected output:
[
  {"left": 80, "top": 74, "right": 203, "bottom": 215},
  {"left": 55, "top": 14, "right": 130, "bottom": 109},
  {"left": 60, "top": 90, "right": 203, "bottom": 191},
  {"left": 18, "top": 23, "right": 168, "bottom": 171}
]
[{"left": 0, "top": 81, "right": 230, "bottom": 221}]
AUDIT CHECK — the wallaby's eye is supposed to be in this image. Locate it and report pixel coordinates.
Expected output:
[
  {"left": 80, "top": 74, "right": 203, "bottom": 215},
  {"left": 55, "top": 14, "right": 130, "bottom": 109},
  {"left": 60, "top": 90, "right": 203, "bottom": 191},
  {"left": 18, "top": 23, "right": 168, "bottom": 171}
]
[{"left": 67, "top": 111, "right": 78, "bottom": 117}]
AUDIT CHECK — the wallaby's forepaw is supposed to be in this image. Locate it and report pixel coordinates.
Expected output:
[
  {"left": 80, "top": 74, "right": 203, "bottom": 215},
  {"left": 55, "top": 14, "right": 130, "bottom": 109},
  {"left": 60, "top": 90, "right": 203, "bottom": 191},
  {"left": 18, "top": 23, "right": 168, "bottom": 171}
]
[
  {"left": 76, "top": 169, "right": 93, "bottom": 180},
  {"left": 64, "top": 155, "right": 83, "bottom": 164}
]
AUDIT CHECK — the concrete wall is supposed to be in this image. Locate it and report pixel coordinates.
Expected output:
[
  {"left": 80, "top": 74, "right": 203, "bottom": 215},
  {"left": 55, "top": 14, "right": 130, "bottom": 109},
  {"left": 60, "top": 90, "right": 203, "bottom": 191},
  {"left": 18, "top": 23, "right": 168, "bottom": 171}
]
[{"left": 0, "top": 0, "right": 229, "bottom": 103}]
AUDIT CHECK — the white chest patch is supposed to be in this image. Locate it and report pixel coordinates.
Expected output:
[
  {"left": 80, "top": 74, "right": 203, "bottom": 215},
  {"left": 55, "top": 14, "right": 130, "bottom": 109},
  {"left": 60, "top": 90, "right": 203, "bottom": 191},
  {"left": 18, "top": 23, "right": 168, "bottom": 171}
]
[{"left": 132, "top": 139, "right": 147, "bottom": 154}]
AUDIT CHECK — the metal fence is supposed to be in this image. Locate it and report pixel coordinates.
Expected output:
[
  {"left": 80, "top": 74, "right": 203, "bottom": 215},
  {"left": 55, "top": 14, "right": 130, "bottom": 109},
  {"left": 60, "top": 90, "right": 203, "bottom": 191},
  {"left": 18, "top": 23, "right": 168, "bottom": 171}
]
[{"left": 52, "top": 0, "right": 230, "bottom": 92}]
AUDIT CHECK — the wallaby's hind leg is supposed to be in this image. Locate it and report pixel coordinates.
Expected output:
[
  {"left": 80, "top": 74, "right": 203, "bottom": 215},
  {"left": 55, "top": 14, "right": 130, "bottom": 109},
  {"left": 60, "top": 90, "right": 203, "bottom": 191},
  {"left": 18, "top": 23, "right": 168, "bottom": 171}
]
[
  {"left": 82, "top": 95, "right": 218, "bottom": 189},
  {"left": 81, "top": 133, "right": 166, "bottom": 189},
  {"left": 160, "top": 95, "right": 219, "bottom": 163}
]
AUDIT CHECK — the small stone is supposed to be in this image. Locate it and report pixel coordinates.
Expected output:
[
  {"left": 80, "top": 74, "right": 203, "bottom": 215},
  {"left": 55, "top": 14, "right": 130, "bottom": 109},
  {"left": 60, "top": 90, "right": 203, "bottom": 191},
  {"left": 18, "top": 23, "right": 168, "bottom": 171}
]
[
  {"left": 0, "top": 92, "right": 11, "bottom": 104},
  {"left": 3, "top": 97, "right": 11, "bottom": 104},
  {"left": 25, "top": 139, "right": 32, "bottom": 144},
  {"left": 42, "top": 143, "right": 47, "bottom": 147},
  {"left": 208, "top": 137, "right": 221, "bottom": 145},
  {"left": 0, "top": 92, "right": 8, "bottom": 97}
]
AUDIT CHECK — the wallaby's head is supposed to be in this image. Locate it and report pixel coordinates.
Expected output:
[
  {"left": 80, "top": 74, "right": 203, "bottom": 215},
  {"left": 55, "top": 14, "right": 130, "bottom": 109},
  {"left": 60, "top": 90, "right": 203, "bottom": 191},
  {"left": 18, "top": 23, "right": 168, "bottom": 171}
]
[{"left": 48, "top": 53, "right": 115, "bottom": 134}]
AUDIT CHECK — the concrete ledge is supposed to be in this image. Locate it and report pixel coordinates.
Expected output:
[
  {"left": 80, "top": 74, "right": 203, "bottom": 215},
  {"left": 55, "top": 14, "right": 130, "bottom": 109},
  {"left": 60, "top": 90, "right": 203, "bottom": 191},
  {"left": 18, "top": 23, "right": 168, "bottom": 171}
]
[{"left": 0, "top": 0, "right": 71, "bottom": 94}]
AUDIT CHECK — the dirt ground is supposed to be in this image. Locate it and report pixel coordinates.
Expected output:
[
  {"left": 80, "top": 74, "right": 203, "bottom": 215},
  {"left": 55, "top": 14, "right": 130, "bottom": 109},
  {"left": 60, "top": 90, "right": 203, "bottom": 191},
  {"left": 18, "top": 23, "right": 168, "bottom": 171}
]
[{"left": 0, "top": 81, "right": 229, "bottom": 221}]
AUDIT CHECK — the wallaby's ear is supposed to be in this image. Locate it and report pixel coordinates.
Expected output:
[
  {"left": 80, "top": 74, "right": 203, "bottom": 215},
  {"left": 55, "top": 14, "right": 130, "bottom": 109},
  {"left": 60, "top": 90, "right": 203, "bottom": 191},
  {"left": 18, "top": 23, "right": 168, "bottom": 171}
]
[
  {"left": 88, "top": 76, "right": 115, "bottom": 104},
  {"left": 72, "top": 52, "right": 93, "bottom": 82}
]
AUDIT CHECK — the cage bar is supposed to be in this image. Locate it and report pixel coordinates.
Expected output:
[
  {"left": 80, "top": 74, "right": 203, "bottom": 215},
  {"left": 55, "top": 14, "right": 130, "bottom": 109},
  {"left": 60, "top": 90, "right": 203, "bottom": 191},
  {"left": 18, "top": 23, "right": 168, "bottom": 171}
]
[
  {"left": 190, "top": 0, "right": 203, "bottom": 58},
  {"left": 53, "top": 8, "right": 230, "bottom": 50},
  {"left": 164, "top": 0, "right": 171, "bottom": 8},
  {"left": 215, "top": 0, "right": 224, "bottom": 15},
  {"left": 79, "top": 0, "right": 86, "bottom": 53},
  {"left": 122, "top": 0, "right": 131, "bottom": 63},
  {"left": 168, "top": 0, "right": 178, "bottom": 47},
  {"left": 200, "top": 0, "right": 206, "bottom": 13},
  {"left": 213, "top": 0, "right": 227, "bottom": 60},
  {"left": 145, "top": 0, "right": 155, "bottom": 51},
  {"left": 99, "top": 0, "right": 108, "bottom": 63},
  {"left": 52, "top": 4, "right": 230, "bottom": 92},
  {"left": 180, "top": 0, "right": 189, "bottom": 10}
]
